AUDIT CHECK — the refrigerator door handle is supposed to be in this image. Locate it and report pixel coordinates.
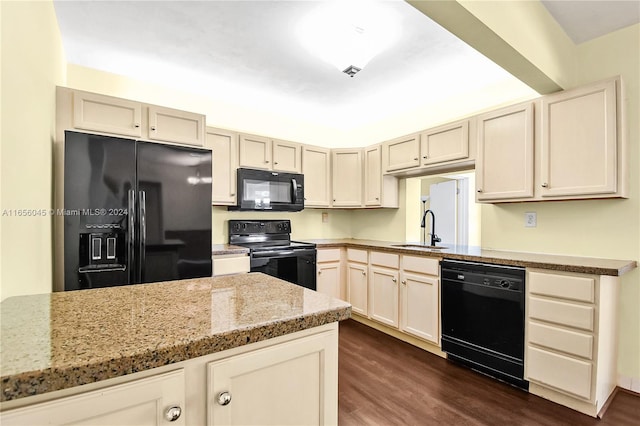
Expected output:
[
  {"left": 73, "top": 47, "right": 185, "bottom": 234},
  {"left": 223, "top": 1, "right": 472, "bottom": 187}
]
[
  {"left": 139, "top": 190, "right": 147, "bottom": 282},
  {"left": 127, "top": 189, "right": 136, "bottom": 283}
]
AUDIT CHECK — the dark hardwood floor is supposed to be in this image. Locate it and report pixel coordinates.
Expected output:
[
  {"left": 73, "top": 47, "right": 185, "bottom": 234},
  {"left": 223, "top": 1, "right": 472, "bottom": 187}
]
[{"left": 338, "top": 319, "right": 640, "bottom": 425}]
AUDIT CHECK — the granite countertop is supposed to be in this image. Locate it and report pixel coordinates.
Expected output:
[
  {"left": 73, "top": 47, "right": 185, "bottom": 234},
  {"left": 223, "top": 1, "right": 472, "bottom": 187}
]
[
  {"left": 0, "top": 273, "right": 351, "bottom": 402},
  {"left": 212, "top": 244, "right": 249, "bottom": 255},
  {"left": 307, "top": 239, "right": 636, "bottom": 276}
]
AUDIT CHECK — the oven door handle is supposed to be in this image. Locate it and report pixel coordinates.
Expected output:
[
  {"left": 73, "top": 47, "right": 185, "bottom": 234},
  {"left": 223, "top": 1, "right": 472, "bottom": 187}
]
[{"left": 252, "top": 248, "right": 315, "bottom": 258}]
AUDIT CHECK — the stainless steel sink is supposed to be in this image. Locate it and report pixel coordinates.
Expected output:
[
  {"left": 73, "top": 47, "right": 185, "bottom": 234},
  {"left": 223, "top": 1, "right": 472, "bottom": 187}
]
[{"left": 391, "top": 244, "right": 447, "bottom": 250}]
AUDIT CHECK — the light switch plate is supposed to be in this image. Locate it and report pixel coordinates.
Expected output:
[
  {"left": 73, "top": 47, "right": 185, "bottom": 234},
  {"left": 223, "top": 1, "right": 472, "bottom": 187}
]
[{"left": 525, "top": 212, "right": 537, "bottom": 227}]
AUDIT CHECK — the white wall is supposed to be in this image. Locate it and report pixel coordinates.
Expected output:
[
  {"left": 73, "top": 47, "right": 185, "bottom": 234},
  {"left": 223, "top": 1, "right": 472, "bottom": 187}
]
[{"left": 0, "top": 0, "right": 66, "bottom": 300}]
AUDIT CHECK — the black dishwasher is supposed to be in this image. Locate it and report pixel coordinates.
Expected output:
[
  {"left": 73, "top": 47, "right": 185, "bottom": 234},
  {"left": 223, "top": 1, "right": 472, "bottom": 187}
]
[{"left": 441, "top": 259, "right": 528, "bottom": 390}]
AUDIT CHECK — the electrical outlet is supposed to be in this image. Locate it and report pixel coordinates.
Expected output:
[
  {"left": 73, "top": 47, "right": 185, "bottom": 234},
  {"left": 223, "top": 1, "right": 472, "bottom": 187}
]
[
  {"left": 322, "top": 212, "right": 329, "bottom": 223},
  {"left": 525, "top": 212, "right": 537, "bottom": 228}
]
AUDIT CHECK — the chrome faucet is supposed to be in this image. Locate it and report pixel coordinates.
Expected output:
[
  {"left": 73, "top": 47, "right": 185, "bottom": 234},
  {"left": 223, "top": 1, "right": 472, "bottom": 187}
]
[{"left": 420, "top": 209, "right": 441, "bottom": 247}]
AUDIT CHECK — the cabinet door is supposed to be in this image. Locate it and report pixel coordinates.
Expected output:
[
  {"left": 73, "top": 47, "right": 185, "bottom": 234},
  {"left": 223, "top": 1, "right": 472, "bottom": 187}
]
[
  {"left": 541, "top": 79, "right": 617, "bottom": 197},
  {"left": 369, "top": 266, "right": 399, "bottom": 328},
  {"left": 476, "top": 102, "right": 534, "bottom": 201},
  {"left": 317, "top": 261, "right": 341, "bottom": 299},
  {"left": 383, "top": 134, "right": 420, "bottom": 171},
  {"left": 347, "top": 262, "right": 368, "bottom": 316},
  {"left": 332, "top": 149, "right": 362, "bottom": 207},
  {"left": 272, "top": 139, "right": 302, "bottom": 173},
  {"left": 302, "top": 146, "right": 331, "bottom": 207},
  {"left": 72, "top": 91, "right": 142, "bottom": 137},
  {"left": 400, "top": 272, "right": 439, "bottom": 344},
  {"left": 239, "top": 134, "right": 272, "bottom": 170},
  {"left": 420, "top": 120, "right": 469, "bottom": 166},
  {"left": 1, "top": 370, "right": 185, "bottom": 426},
  {"left": 206, "top": 128, "right": 238, "bottom": 205},
  {"left": 148, "top": 106, "right": 205, "bottom": 146},
  {"left": 207, "top": 329, "right": 337, "bottom": 426},
  {"left": 364, "top": 145, "right": 382, "bottom": 206}
]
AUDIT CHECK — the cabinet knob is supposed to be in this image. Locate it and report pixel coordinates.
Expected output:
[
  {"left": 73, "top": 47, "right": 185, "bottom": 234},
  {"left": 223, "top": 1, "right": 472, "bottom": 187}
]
[
  {"left": 413, "top": 157, "right": 419, "bottom": 161},
  {"left": 217, "top": 391, "right": 232, "bottom": 406},
  {"left": 333, "top": 199, "right": 336, "bottom": 202},
  {"left": 274, "top": 161, "right": 278, "bottom": 165},
  {"left": 477, "top": 189, "right": 483, "bottom": 193},
  {"left": 362, "top": 271, "right": 366, "bottom": 275},
  {"left": 375, "top": 197, "right": 379, "bottom": 200},
  {"left": 541, "top": 183, "right": 549, "bottom": 188},
  {"left": 165, "top": 406, "right": 182, "bottom": 422},
  {"left": 150, "top": 126, "right": 157, "bottom": 131},
  {"left": 422, "top": 155, "right": 428, "bottom": 159},
  {"left": 265, "top": 160, "right": 270, "bottom": 164},
  {"left": 134, "top": 124, "right": 140, "bottom": 128},
  {"left": 402, "top": 280, "right": 406, "bottom": 285},
  {"left": 318, "top": 270, "right": 322, "bottom": 275},
  {"left": 231, "top": 193, "right": 235, "bottom": 196},
  {"left": 392, "top": 278, "right": 397, "bottom": 283}
]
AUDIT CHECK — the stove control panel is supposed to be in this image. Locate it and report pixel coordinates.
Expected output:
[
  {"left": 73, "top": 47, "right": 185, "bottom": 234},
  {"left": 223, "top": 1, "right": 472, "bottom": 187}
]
[{"left": 229, "top": 220, "right": 291, "bottom": 235}]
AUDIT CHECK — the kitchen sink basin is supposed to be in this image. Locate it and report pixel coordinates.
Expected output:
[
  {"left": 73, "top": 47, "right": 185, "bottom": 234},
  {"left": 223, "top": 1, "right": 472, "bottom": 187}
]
[{"left": 391, "top": 244, "right": 447, "bottom": 250}]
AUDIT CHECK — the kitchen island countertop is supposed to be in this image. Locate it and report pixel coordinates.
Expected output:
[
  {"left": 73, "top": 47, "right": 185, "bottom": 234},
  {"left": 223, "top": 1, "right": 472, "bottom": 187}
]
[
  {"left": 307, "top": 239, "right": 636, "bottom": 276},
  {"left": 0, "top": 273, "right": 350, "bottom": 402}
]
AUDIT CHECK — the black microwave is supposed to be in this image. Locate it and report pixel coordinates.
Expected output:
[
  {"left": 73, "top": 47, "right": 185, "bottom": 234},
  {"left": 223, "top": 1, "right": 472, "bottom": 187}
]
[{"left": 230, "top": 168, "right": 304, "bottom": 211}]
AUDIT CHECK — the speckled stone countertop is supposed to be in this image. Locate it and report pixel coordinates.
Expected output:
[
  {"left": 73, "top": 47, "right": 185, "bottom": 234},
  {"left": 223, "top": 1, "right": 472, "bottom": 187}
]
[
  {"left": 307, "top": 239, "right": 636, "bottom": 276},
  {"left": 212, "top": 244, "right": 249, "bottom": 255},
  {"left": 0, "top": 273, "right": 351, "bottom": 402}
]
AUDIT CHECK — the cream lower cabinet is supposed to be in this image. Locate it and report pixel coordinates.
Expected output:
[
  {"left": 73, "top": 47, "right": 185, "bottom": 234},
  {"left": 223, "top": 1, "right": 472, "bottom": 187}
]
[
  {"left": 207, "top": 328, "right": 338, "bottom": 426},
  {"left": 399, "top": 256, "right": 440, "bottom": 345},
  {"left": 316, "top": 248, "right": 343, "bottom": 299},
  {"left": 369, "top": 252, "right": 400, "bottom": 328},
  {"left": 525, "top": 269, "right": 620, "bottom": 417},
  {"left": 1, "top": 370, "right": 186, "bottom": 426},
  {"left": 206, "top": 127, "right": 238, "bottom": 205},
  {"left": 1, "top": 325, "right": 339, "bottom": 426},
  {"left": 212, "top": 253, "right": 249, "bottom": 277},
  {"left": 346, "top": 249, "right": 368, "bottom": 316}
]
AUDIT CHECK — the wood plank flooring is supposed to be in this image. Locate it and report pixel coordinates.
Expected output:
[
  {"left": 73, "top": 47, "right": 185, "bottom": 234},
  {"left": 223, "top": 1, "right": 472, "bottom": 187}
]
[{"left": 338, "top": 319, "right": 640, "bottom": 425}]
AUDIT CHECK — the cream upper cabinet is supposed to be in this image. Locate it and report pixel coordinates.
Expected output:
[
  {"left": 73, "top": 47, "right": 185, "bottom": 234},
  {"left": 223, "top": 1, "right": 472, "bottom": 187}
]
[
  {"left": 239, "top": 134, "right": 301, "bottom": 172},
  {"left": 383, "top": 133, "right": 420, "bottom": 172},
  {"left": 540, "top": 79, "right": 618, "bottom": 198},
  {"left": 302, "top": 145, "right": 331, "bottom": 207},
  {"left": 147, "top": 105, "right": 205, "bottom": 146},
  {"left": 368, "top": 252, "right": 400, "bottom": 328},
  {"left": 525, "top": 269, "right": 620, "bottom": 417},
  {"left": 206, "top": 127, "right": 238, "bottom": 205},
  {"left": 476, "top": 102, "right": 535, "bottom": 201},
  {"left": 1, "top": 370, "right": 185, "bottom": 426},
  {"left": 399, "top": 256, "right": 440, "bottom": 345},
  {"left": 72, "top": 90, "right": 143, "bottom": 138},
  {"left": 420, "top": 119, "right": 469, "bottom": 166},
  {"left": 207, "top": 329, "right": 337, "bottom": 426},
  {"left": 239, "top": 134, "right": 272, "bottom": 170},
  {"left": 272, "top": 139, "right": 302, "bottom": 173},
  {"left": 364, "top": 145, "right": 382, "bottom": 206},
  {"left": 332, "top": 149, "right": 363, "bottom": 207}
]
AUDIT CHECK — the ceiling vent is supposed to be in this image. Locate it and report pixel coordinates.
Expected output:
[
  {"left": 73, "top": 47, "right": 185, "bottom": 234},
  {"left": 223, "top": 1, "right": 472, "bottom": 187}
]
[{"left": 342, "top": 65, "right": 362, "bottom": 77}]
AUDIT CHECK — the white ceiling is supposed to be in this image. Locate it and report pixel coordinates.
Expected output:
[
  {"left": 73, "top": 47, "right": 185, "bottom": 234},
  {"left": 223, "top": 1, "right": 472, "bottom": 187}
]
[
  {"left": 541, "top": 0, "right": 640, "bottom": 44},
  {"left": 52, "top": 1, "right": 638, "bottom": 131}
]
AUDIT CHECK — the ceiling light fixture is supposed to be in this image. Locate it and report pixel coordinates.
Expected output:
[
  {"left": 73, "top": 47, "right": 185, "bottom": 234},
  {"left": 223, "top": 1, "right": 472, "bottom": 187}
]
[{"left": 297, "top": 0, "right": 400, "bottom": 77}]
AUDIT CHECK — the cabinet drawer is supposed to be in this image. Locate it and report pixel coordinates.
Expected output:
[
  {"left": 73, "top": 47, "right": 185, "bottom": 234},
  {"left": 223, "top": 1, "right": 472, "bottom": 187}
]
[
  {"left": 528, "top": 321, "right": 593, "bottom": 359},
  {"left": 527, "top": 346, "right": 592, "bottom": 400},
  {"left": 402, "top": 256, "right": 439, "bottom": 275},
  {"left": 370, "top": 251, "right": 399, "bottom": 269},
  {"left": 529, "top": 271, "right": 595, "bottom": 303},
  {"left": 347, "top": 248, "right": 368, "bottom": 263},
  {"left": 212, "top": 255, "right": 250, "bottom": 276},
  {"left": 528, "top": 296, "right": 594, "bottom": 331},
  {"left": 317, "top": 248, "right": 341, "bottom": 263}
]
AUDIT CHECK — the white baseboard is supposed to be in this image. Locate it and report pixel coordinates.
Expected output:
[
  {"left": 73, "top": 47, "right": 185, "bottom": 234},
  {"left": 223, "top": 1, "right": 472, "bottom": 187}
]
[{"left": 617, "top": 374, "right": 640, "bottom": 394}]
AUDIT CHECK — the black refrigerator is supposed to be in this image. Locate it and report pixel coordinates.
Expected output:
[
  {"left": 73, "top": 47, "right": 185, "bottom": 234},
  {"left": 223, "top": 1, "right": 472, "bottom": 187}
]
[{"left": 62, "top": 131, "right": 212, "bottom": 291}]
